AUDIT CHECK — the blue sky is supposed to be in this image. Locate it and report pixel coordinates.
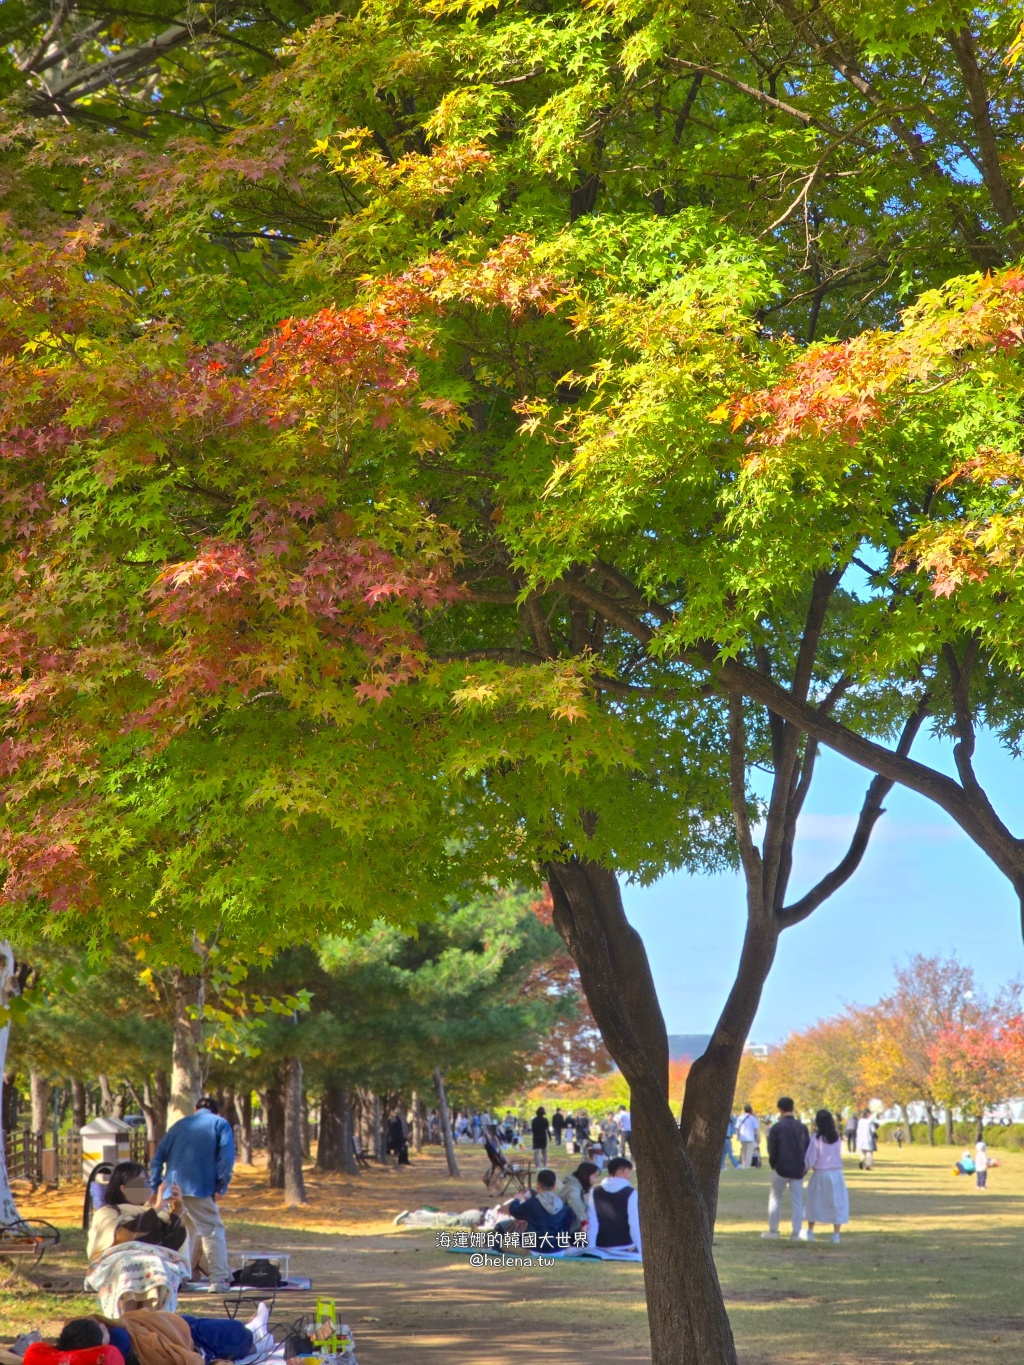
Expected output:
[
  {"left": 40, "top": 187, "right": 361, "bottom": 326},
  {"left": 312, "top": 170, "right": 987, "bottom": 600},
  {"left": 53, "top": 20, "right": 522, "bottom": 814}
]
[{"left": 621, "top": 732, "right": 1024, "bottom": 1045}]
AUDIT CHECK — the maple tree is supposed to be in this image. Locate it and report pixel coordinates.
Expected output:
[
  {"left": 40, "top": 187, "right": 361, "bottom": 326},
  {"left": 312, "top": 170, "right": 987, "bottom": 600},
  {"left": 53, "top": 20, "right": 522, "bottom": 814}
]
[{"left": 2, "top": 4, "right": 1024, "bottom": 1361}]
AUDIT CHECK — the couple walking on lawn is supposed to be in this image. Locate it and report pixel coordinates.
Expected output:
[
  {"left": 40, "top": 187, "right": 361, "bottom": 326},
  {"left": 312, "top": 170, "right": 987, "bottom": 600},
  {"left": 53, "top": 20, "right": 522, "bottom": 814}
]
[{"left": 761, "top": 1097, "right": 850, "bottom": 1243}]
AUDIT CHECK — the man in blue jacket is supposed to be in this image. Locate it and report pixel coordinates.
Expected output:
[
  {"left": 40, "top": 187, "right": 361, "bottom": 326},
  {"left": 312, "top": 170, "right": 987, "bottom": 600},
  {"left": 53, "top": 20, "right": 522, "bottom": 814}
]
[{"left": 150, "top": 1097, "right": 235, "bottom": 1291}]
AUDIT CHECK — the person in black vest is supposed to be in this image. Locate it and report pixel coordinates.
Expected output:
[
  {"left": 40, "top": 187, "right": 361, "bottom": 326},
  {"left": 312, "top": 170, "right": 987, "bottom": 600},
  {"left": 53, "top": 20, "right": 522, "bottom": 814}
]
[
  {"left": 587, "top": 1157, "right": 641, "bottom": 1256},
  {"left": 531, "top": 1107, "right": 551, "bottom": 1169},
  {"left": 551, "top": 1108, "right": 566, "bottom": 1146}
]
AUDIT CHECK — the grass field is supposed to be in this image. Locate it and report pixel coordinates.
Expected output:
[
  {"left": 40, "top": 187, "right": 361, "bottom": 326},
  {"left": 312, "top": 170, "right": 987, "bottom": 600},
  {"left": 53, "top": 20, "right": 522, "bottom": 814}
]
[{"left": 2, "top": 1141, "right": 1022, "bottom": 1363}]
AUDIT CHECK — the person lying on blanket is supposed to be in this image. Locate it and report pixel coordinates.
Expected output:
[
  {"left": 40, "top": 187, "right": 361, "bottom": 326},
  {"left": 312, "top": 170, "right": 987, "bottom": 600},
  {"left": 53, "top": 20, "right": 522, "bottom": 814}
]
[
  {"left": 587, "top": 1158, "right": 642, "bottom": 1257},
  {"left": 28, "top": 1305, "right": 271, "bottom": 1365},
  {"left": 502, "top": 1169, "right": 574, "bottom": 1252}
]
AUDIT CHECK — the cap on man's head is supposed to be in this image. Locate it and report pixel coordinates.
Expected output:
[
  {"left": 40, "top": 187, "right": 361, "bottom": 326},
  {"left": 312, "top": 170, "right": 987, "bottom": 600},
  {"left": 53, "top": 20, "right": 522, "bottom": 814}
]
[
  {"left": 777, "top": 1096, "right": 795, "bottom": 1113},
  {"left": 536, "top": 1169, "right": 557, "bottom": 1189},
  {"left": 196, "top": 1097, "right": 220, "bottom": 1115}
]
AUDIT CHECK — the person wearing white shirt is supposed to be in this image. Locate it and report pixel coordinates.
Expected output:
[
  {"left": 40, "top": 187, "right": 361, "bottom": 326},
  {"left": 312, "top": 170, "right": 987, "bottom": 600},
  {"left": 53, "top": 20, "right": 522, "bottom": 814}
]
[
  {"left": 737, "top": 1104, "right": 761, "bottom": 1168},
  {"left": 615, "top": 1106, "right": 632, "bottom": 1161},
  {"left": 855, "top": 1110, "right": 876, "bottom": 1170},
  {"left": 587, "top": 1158, "right": 642, "bottom": 1256}
]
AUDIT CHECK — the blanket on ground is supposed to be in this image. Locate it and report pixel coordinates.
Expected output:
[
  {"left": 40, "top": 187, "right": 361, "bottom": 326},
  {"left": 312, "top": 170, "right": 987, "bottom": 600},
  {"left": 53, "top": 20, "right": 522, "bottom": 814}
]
[
  {"left": 86, "top": 1244, "right": 191, "bottom": 1317},
  {"left": 96, "top": 1311, "right": 203, "bottom": 1365}
]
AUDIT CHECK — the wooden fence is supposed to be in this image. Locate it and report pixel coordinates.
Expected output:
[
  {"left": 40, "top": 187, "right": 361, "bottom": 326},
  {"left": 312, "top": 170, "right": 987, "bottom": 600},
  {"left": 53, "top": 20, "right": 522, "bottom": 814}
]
[{"left": 4, "top": 1125, "right": 148, "bottom": 1186}]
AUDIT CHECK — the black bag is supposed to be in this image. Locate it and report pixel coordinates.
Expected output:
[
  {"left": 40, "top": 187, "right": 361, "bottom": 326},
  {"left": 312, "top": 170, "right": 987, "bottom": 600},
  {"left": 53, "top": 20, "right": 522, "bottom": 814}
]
[
  {"left": 751, "top": 1151, "right": 761, "bottom": 1169},
  {"left": 280, "top": 1335, "right": 313, "bottom": 1357},
  {"left": 232, "top": 1257, "right": 283, "bottom": 1288}
]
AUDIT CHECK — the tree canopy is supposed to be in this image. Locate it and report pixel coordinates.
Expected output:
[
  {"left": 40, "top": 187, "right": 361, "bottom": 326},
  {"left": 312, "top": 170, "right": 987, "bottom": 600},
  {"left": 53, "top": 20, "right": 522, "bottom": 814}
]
[{"left": 2, "top": 4, "right": 1024, "bottom": 1361}]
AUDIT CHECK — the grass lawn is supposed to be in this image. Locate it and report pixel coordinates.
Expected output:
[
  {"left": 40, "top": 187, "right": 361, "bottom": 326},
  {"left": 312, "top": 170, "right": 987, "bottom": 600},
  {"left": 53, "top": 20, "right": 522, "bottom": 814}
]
[{"left": 2, "top": 1141, "right": 1022, "bottom": 1362}]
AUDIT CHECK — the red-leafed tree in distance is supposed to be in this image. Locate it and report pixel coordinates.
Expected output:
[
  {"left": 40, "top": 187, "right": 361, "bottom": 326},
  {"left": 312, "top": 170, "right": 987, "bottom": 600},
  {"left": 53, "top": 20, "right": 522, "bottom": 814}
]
[{"left": 524, "top": 889, "right": 612, "bottom": 1087}]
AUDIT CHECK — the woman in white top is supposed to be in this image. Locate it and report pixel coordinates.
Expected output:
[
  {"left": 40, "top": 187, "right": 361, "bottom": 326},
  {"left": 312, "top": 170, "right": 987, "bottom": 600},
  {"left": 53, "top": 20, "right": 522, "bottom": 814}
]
[
  {"left": 802, "top": 1110, "right": 850, "bottom": 1243},
  {"left": 87, "top": 1160, "right": 186, "bottom": 1262}
]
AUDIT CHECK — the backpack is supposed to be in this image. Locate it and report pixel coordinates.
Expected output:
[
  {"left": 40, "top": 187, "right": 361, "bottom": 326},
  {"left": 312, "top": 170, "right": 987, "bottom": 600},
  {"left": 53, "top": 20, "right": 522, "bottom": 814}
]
[{"left": 232, "top": 1258, "right": 283, "bottom": 1288}]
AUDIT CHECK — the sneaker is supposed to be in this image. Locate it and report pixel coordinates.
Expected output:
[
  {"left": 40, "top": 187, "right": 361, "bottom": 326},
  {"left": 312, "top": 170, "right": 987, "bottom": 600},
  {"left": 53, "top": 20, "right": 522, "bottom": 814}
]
[
  {"left": 760, "top": 1231, "right": 780, "bottom": 1239},
  {"left": 207, "top": 1281, "right": 233, "bottom": 1293},
  {"left": 799, "top": 1229, "right": 814, "bottom": 1241},
  {"left": 831, "top": 1233, "right": 841, "bottom": 1243}
]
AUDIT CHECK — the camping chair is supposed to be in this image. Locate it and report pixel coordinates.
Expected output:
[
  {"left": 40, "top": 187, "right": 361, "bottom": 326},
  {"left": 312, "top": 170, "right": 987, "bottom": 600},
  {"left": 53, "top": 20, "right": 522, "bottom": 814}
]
[
  {"left": 482, "top": 1136, "right": 530, "bottom": 1197},
  {"left": 351, "top": 1136, "right": 372, "bottom": 1170},
  {"left": 0, "top": 1215, "right": 60, "bottom": 1272},
  {"left": 83, "top": 1161, "right": 114, "bottom": 1232}
]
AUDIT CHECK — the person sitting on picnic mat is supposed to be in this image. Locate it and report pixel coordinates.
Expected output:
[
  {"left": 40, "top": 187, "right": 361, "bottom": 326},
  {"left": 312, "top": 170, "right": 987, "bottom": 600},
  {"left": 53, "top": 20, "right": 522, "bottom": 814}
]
[
  {"left": 587, "top": 1157, "right": 642, "bottom": 1256},
  {"left": 504, "top": 1169, "right": 573, "bottom": 1250},
  {"left": 88, "top": 1164, "right": 189, "bottom": 1264},
  {"left": 559, "top": 1161, "right": 600, "bottom": 1234}
]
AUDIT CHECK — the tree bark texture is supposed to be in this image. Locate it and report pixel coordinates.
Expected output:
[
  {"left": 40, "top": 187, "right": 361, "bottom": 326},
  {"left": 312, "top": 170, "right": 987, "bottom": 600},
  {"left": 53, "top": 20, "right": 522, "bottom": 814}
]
[
  {"left": 169, "top": 967, "right": 205, "bottom": 1124},
  {"left": 317, "top": 1081, "right": 342, "bottom": 1170},
  {"left": 141, "top": 1072, "right": 169, "bottom": 1145},
  {"left": 70, "top": 1077, "right": 87, "bottom": 1133},
  {"left": 234, "top": 1091, "right": 253, "bottom": 1165},
  {"left": 433, "top": 1069, "right": 461, "bottom": 1178},
  {"left": 547, "top": 859, "right": 737, "bottom": 1365},
  {"left": 264, "top": 1078, "right": 285, "bottom": 1190},
  {"left": 0, "top": 944, "right": 21, "bottom": 1224},
  {"left": 945, "top": 1110, "right": 955, "bottom": 1145},
  {"left": 372, "top": 1093, "right": 384, "bottom": 1161},
  {"left": 900, "top": 1104, "right": 914, "bottom": 1143},
  {"left": 411, "top": 1091, "right": 424, "bottom": 1151},
  {"left": 29, "top": 1071, "right": 50, "bottom": 1138},
  {"left": 283, "top": 1055, "right": 307, "bottom": 1206}
]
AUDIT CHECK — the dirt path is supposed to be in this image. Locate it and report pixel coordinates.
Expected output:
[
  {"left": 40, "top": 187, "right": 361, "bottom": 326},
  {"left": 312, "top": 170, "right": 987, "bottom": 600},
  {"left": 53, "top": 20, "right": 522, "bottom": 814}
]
[{"left": 11, "top": 1148, "right": 652, "bottom": 1363}]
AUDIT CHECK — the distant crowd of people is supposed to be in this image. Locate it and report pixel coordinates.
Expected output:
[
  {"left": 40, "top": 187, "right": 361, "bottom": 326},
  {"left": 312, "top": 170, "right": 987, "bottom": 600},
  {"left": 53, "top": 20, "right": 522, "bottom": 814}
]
[{"left": 447, "top": 1104, "right": 632, "bottom": 1166}]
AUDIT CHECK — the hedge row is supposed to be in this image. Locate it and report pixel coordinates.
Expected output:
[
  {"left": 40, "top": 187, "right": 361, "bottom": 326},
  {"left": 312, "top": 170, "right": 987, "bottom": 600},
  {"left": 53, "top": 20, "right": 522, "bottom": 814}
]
[{"left": 875, "top": 1121, "right": 1024, "bottom": 1149}]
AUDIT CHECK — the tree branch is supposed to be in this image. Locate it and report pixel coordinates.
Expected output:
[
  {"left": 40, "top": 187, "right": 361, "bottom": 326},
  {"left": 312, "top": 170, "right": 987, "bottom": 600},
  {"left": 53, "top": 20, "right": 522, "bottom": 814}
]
[
  {"left": 728, "top": 696, "right": 762, "bottom": 887},
  {"left": 665, "top": 57, "right": 835, "bottom": 131},
  {"left": 946, "top": 27, "right": 1023, "bottom": 251},
  {"left": 714, "top": 656, "right": 1024, "bottom": 890},
  {"left": 778, "top": 695, "right": 929, "bottom": 927}
]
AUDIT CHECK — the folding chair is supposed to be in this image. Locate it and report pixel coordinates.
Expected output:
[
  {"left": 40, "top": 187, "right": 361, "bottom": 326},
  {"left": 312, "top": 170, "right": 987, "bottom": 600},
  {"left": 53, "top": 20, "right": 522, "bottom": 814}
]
[{"left": 482, "top": 1136, "right": 530, "bottom": 1197}]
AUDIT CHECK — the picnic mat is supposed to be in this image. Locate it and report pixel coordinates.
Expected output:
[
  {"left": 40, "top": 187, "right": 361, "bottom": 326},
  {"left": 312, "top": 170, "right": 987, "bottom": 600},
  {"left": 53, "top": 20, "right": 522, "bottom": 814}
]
[
  {"left": 442, "top": 1246, "right": 641, "bottom": 1262},
  {"left": 180, "top": 1278, "right": 314, "bottom": 1293}
]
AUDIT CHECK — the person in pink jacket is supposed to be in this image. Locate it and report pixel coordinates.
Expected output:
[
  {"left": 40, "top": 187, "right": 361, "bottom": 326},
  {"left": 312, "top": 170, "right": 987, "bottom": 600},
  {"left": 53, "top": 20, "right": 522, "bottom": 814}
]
[{"left": 801, "top": 1110, "right": 850, "bottom": 1243}]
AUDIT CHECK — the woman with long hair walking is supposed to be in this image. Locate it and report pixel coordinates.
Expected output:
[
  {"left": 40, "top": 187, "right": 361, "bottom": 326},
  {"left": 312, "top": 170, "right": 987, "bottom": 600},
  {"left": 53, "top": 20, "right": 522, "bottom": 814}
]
[{"left": 802, "top": 1109, "right": 850, "bottom": 1243}]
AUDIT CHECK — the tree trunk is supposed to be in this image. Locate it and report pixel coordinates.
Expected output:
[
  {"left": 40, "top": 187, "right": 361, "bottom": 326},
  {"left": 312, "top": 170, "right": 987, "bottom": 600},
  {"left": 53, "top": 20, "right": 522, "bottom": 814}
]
[
  {"left": 339, "top": 1087, "right": 358, "bottom": 1175},
  {"left": 317, "top": 1081, "right": 341, "bottom": 1171},
  {"left": 70, "top": 1077, "right": 87, "bottom": 1133},
  {"left": 945, "top": 1109, "right": 955, "bottom": 1145},
  {"left": 29, "top": 1071, "right": 50, "bottom": 1138},
  {"left": 411, "top": 1091, "right": 424, "bottom": 1152},
  {"left": 680, "top": 910, "right": 779, "bottom": 1225},
  {"left": 264, "top": 1078, "right": 285, "bottom": 1189},
  {"left": 316, "top": 1080, "right": 359, "bottom": 1174},
  {"left": 141, "top": 1072, "right": 170, "bottom": 1145},
  {"left": 925, "top": 1104, "right": 937, "bottom": 1146},
  {"left": 374, "top": 1093, "right": 385, "bottom": 1160},
  {"left": 283, "top": 1056, "right": 307, "bottom": 1206},
  {"left": 547, "top": 858, "right": 737, "bottom": 1365},
  {"left": 234, "top": 1091, "right": 253, "bottom": 1165},
  {"left": 900, "top": 1104, "right": 914, "bottom": 1143},
  {"left": 433, "top": 1069, "right": 461, "bottom": 1178},
  {"left": 169, "top": 968, "right": 205, "bottom": 1124},
  {"left": 97, "top": 1073, "right": 116, "bottom": 1118},
  {"left": 301, "top": 1089, "right": 311, "bottom": 1160},
  {"left": 0, "top": 944, "right": 21, "bottom": 1224},
  {"left": 975, "top": 1114, "right": 985, "bottom": 1142}
]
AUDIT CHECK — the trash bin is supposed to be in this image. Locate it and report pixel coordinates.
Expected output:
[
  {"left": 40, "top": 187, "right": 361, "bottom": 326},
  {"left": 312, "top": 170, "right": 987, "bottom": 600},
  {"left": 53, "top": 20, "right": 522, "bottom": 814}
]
[{"left": 80, "top": 1117, "right": 132, "bottom": 1178}]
